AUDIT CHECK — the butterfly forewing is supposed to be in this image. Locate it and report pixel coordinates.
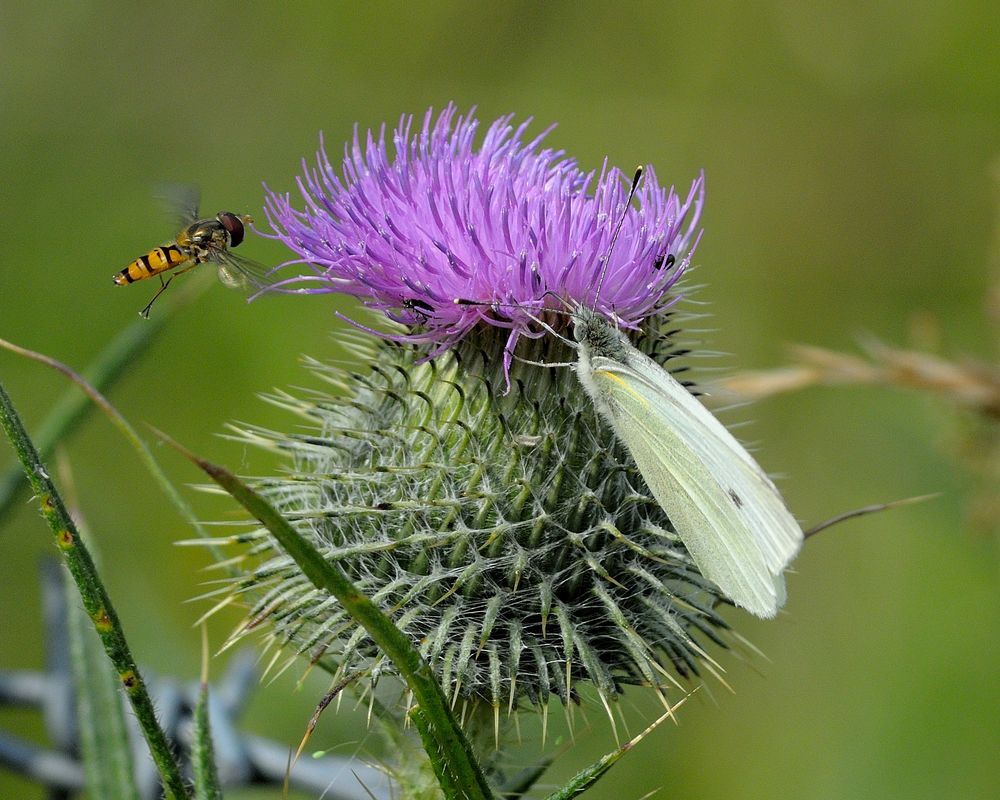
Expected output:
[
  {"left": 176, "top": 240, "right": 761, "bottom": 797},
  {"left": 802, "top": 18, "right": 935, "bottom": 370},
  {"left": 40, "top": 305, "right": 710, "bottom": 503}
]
[{"left": 585, "top": 343, "right": 802, "bottom": 617}]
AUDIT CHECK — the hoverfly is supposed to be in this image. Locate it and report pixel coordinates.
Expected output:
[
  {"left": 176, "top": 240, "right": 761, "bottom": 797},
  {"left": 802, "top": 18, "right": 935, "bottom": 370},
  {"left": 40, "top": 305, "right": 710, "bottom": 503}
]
[{"left": 113, "top": 185, "right": 275, "bottom": 317}]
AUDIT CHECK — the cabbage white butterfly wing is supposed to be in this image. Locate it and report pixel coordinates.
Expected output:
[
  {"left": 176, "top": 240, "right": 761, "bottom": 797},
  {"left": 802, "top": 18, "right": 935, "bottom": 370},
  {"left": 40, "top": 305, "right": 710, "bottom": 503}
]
[{"left": 572, "top": 305, "right": 803, "bottom": 618}]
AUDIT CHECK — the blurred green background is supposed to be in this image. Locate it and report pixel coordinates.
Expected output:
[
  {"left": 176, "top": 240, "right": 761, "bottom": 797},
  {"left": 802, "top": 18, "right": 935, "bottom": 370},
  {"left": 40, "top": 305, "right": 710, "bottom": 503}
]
[{"left": 1, "top": 2, "right": 998, "bottom": 798}]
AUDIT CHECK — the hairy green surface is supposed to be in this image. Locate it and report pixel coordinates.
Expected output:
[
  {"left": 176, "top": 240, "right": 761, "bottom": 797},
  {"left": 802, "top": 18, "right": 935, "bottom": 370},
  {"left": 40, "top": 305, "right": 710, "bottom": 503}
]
[{"left": 208, "top": 320, "right": 729, "bottom": 712}]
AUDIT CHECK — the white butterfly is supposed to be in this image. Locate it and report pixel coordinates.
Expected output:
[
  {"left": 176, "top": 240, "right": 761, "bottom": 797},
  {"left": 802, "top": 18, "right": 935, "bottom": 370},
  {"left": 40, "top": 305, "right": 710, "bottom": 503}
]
[
  {"left": 571, "top": 304, "right": 802, "bottom": 617},
  {"left": 455, "top": 167, "right": 802, "bottom": 616}
]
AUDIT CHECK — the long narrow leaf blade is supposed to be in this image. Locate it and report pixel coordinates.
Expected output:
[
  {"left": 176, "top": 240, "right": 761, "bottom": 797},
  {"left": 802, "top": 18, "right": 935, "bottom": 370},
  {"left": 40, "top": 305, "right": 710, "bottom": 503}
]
[
  {"left": 192, "top": 625, "right": 222, "bottom": 800},
  {"left": 161, "top": 433, "right": 493, "bottom": 800},
  {"left": 411, "top": 709, "right": 464, "bottom": 800},
  {"left": 0, "top": 384, "right": 191, "bottom": 800},
  {"left": 542, "top": 701, "right": 687, "bottom": 800},
  {"left": 64, "top": 562, "right": 140, "bottom": 800},
  {"left": 192, "top": 685, "right": 222, "bottom": 800}
]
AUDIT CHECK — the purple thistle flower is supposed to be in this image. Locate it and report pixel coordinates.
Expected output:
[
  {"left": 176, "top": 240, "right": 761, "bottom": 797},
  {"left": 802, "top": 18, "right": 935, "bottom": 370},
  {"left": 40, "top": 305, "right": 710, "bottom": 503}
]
[
  {"left": 262, "top": 105, "right": 704, "bottom": 372},
  {"left": 215, "top": 105, "right": 757, "bottom": 749}
]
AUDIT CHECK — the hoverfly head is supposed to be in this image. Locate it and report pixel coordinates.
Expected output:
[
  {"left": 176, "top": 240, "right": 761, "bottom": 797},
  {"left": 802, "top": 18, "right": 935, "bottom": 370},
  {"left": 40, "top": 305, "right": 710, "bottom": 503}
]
[{"left": 217, "top": 212, "right": 252, "bottom": 248}]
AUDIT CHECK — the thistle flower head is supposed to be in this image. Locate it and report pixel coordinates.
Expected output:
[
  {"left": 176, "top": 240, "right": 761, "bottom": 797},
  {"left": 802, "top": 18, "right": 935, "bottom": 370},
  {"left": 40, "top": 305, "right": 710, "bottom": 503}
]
[
  {"left": 213, "top": 106, "right": 728, "bottom": 729},
  {"left": 262, "top": 105, "right": 703, "bottom": 373}
]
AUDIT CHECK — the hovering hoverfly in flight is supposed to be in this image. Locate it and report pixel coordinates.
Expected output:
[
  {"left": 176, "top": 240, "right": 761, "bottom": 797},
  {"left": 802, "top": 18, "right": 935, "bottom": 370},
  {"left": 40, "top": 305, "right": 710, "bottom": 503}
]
[{"left": 113, "top": 185, "right": 275, "bottom": 317}]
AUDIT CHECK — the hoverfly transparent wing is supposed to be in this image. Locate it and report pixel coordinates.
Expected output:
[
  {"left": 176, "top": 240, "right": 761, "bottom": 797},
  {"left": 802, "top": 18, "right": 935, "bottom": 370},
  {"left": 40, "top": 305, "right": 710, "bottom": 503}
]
[
  {"left": 154, "top": 183, "right": 202, "bottom": 230},
  {"left": 210, "top": 248, "right": 280, "bottom": 293},
  {"left": 216, "top": 261, "right": 246, "bottom": 289}
]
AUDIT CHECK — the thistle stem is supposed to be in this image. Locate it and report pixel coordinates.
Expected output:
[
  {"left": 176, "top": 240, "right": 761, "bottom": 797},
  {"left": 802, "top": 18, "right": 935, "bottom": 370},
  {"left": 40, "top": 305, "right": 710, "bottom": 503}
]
[{"left": 0, "top": 382, "right": 192, "bottom": 800}]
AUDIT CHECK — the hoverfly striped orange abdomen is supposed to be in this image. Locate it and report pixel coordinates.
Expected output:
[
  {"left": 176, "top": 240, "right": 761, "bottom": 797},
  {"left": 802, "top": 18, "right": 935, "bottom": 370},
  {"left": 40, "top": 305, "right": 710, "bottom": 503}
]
[{"left": 113, "top": 243, "right": 189, "bottom": 285}]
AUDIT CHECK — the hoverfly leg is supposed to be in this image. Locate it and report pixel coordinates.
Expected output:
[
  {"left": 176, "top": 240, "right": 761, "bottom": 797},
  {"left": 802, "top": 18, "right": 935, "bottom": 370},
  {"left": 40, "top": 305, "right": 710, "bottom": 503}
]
[
  {"left": 139, "top": 276, "right": 172, "bottom": 318},
  {"left": 138, "top": 263, "right": 198, "bottom": 318}
]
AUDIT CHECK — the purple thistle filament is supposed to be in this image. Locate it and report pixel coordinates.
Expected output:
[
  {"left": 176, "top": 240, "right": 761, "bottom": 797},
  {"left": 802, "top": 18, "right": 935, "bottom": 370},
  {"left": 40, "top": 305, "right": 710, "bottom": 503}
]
[{"left": 262, "top": 105, "right": 704, "bottom": 370}]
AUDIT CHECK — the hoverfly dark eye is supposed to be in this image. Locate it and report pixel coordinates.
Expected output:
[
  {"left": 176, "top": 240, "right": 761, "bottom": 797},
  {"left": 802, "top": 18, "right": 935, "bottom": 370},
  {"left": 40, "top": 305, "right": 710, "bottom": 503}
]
[{"left": 218, "top": 212, "right": 246, "bottom": 247}]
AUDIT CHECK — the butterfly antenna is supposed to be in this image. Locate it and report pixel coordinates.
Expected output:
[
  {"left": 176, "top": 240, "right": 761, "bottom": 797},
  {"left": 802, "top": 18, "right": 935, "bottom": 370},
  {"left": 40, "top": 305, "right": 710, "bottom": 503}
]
[{"left": 594, "top": 165, "right": 643, "bottom": 306}]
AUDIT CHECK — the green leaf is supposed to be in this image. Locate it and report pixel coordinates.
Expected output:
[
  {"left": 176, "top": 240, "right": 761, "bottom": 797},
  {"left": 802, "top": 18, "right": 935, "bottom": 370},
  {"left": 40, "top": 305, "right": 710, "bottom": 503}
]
[
  {"left": 411, "top": 709, "right": 465, "bottom": 800},
  {"left": 161, "top": 431, "right": 494, "bottom": 800},
  {"left": 541, "top": 700, "right": 687, "bottom": 800},
  {"left": 64, "top": 562, "right": 140, "bottom": 800},
  {"left": 192, "top": 685, "right": 222, "bottom": 800},
  {"left": 192, "top": 625, "right": 222, "bottom": 800},
  {"left": 0, "top": 383, "right": 192, "bottom": 800}
]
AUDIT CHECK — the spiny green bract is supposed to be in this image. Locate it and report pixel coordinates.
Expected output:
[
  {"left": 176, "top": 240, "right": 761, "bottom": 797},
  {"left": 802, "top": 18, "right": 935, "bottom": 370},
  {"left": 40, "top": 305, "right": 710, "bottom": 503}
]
[{"left": 213, "top": 321, "right": 729, "bottom": 712}]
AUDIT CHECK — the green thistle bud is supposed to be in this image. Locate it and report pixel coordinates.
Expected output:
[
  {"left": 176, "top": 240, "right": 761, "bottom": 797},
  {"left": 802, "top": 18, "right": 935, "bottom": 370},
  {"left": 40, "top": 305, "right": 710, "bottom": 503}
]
[{"left": 224, "top": 319, "right": 729, "bottom": 714}]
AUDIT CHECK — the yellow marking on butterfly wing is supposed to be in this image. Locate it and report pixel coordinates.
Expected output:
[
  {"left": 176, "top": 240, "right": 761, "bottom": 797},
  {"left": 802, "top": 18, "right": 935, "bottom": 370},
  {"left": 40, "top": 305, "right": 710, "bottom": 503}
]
[{"left": 595, "top": 369, "right": 650, "bottom": 407}]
